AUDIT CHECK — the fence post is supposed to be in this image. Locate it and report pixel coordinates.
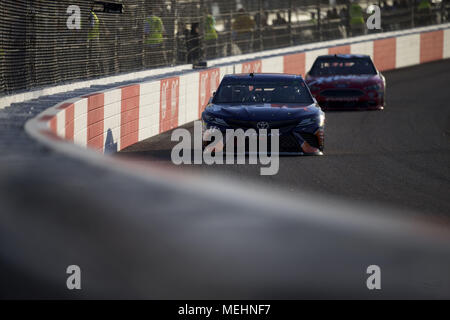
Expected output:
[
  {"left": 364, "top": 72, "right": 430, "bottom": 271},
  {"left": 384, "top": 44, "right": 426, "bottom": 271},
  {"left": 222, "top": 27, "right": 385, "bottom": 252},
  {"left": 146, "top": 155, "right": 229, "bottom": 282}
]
[
  {"left": 171, "top": 0, "right": 177, "bottom": 66},
  {"left": 27, "top": 0, "right": 36, "bottom": 88},
  {"left": 228, "top": 11, "right": 233, "bottom": 56},
  {"left": 441, "top": 0, "right": 447, "bottom": 23},
  {"left": 288, "top": 0, "right": 293, "bottom": 46},
  {"left": 317, "top": 5, "right": 322, "bottom": 41},
  {"left": 199, "top": 0, "right": 206, "bottom": 62},
  {"left": 259, "top": 0, "right": 263, "bottom": 51},
  {"left": 347, "top": 0, "right": 351, "bottom": 37},
  {"left": 141, "top": 0, "right": 146, "bottom": 69},
  {"left": 0, "top": 1, "right": 4, "bottom": 94}
]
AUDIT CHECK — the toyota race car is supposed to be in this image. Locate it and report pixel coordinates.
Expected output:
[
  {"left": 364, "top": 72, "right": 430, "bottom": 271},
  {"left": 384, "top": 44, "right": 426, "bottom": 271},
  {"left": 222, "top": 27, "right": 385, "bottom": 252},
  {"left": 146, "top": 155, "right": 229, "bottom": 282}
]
[
  {"left": 201, "top": 73, "right": 325, "bottom": 155},
  {"left": 305, "top": 54, "right": 385, "bottom": 110}
]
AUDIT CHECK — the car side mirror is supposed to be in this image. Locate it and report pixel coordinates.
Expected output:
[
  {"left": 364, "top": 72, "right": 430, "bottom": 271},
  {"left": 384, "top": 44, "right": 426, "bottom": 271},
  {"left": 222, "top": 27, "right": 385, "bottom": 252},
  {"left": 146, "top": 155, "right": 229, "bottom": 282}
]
[{"left": 208, "top": 92, "right": 216, "bottom": 104}]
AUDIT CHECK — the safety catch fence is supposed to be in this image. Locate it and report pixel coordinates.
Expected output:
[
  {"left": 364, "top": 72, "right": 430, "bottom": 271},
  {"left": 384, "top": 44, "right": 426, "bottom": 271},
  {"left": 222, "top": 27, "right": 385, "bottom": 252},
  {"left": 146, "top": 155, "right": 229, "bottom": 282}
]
[{"left": 0, "top": 0, "right": 448, "bottom": 96}]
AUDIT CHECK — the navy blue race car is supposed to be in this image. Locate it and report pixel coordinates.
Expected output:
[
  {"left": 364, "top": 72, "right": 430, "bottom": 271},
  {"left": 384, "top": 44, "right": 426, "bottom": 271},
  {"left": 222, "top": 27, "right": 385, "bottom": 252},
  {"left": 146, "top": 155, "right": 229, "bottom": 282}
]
[{"left": 201, "top": 73, "right": 325, "bottom": 155}]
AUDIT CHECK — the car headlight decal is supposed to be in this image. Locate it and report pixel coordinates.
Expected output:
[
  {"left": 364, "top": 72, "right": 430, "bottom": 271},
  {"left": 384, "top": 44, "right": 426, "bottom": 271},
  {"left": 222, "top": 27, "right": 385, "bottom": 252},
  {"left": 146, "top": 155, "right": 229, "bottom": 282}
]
[
  {"left": 318, "top": 114, "right": 325, "bottom": 127},
  {"left": 214, "top": 118, "right": 228, "bottom": 126},
  {"left": 203, "top": 113, "right": 228, "bottom": 127},
  {"left": 365, "top": 84, "right": 381, "bottom": 91},
  {"left": 297, "top": 114, "right": 325, "bottom": 128}
]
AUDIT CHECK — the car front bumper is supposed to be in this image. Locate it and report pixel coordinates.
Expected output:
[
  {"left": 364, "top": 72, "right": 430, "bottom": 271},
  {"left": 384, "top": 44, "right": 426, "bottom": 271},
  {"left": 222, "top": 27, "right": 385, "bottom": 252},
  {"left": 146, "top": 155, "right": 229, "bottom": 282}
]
[
  {"left": 313, "top": 91, "right": 384, "bottom": 110},
  {"left": 202, "top": 122, "right": 324, "bottom": 155}
]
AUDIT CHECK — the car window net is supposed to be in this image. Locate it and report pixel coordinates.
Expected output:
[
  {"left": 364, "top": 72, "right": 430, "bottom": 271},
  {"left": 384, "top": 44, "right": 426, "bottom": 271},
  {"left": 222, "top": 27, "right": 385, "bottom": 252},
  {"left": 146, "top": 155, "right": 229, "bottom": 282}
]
[
  {"left": 214, "top": 80, "right": 314, "bottom": 104},
  {"left": 310, "top": 58, "right": 377, "bottom": 76}
]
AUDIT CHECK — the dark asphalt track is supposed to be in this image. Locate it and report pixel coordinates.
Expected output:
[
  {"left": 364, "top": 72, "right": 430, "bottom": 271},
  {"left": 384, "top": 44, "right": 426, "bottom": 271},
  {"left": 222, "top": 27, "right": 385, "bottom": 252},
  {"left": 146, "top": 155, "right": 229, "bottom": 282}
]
[{"left": 120, "top": 59, "right": 450, "bottom": 221}]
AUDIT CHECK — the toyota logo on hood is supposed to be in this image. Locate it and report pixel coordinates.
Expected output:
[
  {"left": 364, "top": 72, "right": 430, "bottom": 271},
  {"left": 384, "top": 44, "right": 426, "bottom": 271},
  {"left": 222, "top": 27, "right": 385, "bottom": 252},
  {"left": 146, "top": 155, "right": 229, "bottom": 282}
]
[{"left": 257, "top": 121, "right": 270, "bottom": 129}]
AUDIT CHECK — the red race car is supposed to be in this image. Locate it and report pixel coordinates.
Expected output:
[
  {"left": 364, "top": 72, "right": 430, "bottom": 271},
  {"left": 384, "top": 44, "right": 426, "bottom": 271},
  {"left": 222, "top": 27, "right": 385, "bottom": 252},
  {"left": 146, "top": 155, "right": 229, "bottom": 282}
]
[{"left": 305, "top": 54, "right": 385, "bottom": 111}]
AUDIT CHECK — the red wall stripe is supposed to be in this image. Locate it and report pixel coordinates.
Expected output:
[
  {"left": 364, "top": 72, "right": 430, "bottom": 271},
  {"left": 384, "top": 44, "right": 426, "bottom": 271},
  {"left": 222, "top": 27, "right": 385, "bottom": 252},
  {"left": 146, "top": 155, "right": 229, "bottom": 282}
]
[
  {"left": 420, "top": 30, "right": 444, "bottom": 63},
  {"left": 65, "top": 104, "right": 74, "bottom": 142},
  {"left": 374, "top": 38, "right": 396, "bottom": 71},
  {"left": 198, "top": 68, "right": 220, "bottom": 118},
  {"left": 57, "top": 103, "right": 75, "bottom": 141},
  {"left": 283, "top": 52, "right": 306, "bottom": 77},
  {"left": 39, "top": 115, "right": 57, "bottom": 135},
  {"left": 328, "top": 45, "right": 351, "bottom": 55},
  {"left": 49, "top": 116, "right": 57, "bottom": 135},
  {"left": 85, "top": 93, "right": 105, "bottom": 151},
  {"left": 160, "top": 77, "right": 179, "bottom": 133},
  {"left": 121, "top": 84, "right": 140, "bottom": 150},
  {"left": 39, "top": 130, "right": 64, "bottom": 141},
  {"left": 242, "top": 60, "right": 262, "bottom": 73}
]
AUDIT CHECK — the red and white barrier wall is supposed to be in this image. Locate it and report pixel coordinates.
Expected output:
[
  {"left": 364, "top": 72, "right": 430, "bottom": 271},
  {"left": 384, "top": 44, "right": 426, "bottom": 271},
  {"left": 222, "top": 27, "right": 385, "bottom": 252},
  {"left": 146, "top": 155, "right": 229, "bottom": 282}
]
[{"left": 27, "top": 24, "right": 450, "bottom": 154}]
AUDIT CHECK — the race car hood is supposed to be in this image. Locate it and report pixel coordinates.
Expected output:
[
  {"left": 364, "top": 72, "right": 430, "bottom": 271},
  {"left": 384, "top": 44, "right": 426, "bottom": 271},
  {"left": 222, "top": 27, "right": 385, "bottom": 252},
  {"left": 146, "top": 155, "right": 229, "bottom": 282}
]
[
  {"left": 206, "top": 103, "right": 320, "bottom": 122},
  {"left": 306, "top": 74, "right": 382, "bottom": 88}
]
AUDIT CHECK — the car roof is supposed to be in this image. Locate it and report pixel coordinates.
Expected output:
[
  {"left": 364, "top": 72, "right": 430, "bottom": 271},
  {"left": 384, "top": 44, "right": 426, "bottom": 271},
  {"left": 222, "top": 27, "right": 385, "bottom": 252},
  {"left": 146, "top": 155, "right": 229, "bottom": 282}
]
[
  {"left": 223, "top": 73, "right": 304, "bottom": 81},
  {"left": 316, "top": 54, "right": 371, "bottom": 59}
]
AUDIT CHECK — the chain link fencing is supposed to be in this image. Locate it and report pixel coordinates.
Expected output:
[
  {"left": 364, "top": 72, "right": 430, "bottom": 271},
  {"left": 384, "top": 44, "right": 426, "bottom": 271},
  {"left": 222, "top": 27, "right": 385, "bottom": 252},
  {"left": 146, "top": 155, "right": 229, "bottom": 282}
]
[{"left": 0, "top": 0, "right": 448, "bottom": 96}]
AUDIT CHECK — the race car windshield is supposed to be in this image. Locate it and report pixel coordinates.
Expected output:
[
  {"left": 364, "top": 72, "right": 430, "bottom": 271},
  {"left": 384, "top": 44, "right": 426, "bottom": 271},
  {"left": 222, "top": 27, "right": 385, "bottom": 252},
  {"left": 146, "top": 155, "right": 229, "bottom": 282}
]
[
  {"left": 213, "top": 80, "right": 314, "bottom": 104},
  {"left": 310, "top": 58, "right": 377, "bottom": 76}
]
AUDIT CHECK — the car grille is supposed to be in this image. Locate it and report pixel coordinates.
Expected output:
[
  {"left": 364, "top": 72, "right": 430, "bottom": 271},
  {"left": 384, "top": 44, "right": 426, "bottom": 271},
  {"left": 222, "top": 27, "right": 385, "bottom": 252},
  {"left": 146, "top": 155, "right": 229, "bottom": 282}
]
[
  {"left": 227, "top": 119, "right": 299, "bottom": 130},
  {"left": 320, "top": 101, "right": 368, "bottom": 109},
  {"left": 223, "top": 134, "right": 302, "bottom": 153},
  {"left": 279, "top": 135, "right": 301, "bottom": 152},
  {"left": 320, "top": 89, "right": 365, "bottom": 97}
]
